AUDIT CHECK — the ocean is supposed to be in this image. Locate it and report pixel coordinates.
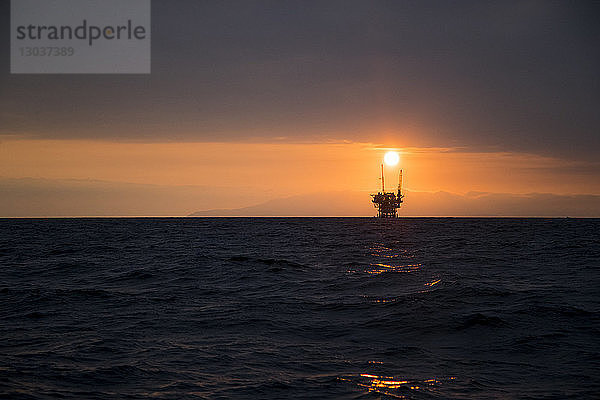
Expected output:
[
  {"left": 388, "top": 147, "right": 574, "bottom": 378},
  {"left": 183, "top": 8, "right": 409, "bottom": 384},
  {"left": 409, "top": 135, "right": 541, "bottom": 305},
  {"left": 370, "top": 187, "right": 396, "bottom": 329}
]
[{"left": 1, "top": 218, "right": 598, "bottom": 399}]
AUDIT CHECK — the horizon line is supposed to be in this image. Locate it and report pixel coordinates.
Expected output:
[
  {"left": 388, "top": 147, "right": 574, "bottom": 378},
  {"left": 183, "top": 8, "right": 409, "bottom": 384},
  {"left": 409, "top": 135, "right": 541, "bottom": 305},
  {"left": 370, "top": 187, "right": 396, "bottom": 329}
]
[{"left": 1, "top": 215, "right": 598, "bottom": 219}]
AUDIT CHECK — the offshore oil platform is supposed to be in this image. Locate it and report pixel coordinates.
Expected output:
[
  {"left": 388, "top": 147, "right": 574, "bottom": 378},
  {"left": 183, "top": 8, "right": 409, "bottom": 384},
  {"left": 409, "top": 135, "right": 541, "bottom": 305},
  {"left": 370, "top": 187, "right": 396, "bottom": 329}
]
[{"left": 371, "top": 164, "right": 404, "bottom": 218}]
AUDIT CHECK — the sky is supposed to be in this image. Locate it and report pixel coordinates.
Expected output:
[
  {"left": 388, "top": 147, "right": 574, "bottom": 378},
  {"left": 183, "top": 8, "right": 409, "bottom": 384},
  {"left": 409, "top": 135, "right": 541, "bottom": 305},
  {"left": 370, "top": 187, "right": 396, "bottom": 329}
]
[{"left": 1, "top": 0, "right": 599, "bottom": 216}]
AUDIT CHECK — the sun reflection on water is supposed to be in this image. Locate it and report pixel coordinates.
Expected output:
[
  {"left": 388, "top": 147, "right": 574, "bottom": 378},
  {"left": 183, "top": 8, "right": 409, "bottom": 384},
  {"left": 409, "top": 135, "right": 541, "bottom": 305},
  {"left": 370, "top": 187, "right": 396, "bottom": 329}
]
[
  {"left": 356, "top": 242, "right": 446, "bottom": 304},
  {"left": 365, "top": 263, "right": 422, "bottom": 275},
  {"left": 360, "top": 244, "right": 421, "bottom": 275},
  {"left": 425, "top": 279, "right": 441, "bottom": 287},
  {"left": 340, "top": 373, "right": 457, "bottom": 398}
]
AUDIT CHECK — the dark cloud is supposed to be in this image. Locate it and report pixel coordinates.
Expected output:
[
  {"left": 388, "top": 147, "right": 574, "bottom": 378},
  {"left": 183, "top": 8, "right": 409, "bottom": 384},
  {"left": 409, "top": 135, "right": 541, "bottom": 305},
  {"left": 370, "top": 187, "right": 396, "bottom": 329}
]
[{"left": 1, "top": 0, "right": 598, "bottom": 159}]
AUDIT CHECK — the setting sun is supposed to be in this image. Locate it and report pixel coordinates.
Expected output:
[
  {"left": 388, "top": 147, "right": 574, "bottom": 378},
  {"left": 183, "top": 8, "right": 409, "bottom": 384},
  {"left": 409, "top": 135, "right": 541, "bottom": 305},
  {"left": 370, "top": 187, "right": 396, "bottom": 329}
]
[{"left": 384, "top": 151, "right": 400, "bottom": 166}]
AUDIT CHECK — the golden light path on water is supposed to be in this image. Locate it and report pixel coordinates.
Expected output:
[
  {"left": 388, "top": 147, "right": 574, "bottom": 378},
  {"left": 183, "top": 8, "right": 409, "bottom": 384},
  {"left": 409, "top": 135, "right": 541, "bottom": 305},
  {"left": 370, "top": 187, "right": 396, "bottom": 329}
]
[
  {"left": 365, "top": 263, "right": 423, "bottom": 275},
  {"left": 340, "top": 242, "right": 456, "bottom": 397},
  {"left": 339, "top": 373, "right": 458, "bottom": 398},
  {"left": 344, "top": 243, "right": 444, "bottom": 304}
]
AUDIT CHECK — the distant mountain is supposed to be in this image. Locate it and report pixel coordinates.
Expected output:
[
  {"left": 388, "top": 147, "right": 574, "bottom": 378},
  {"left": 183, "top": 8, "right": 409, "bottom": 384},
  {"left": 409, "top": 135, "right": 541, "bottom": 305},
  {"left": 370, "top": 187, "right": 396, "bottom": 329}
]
[
  {"left": 190, "top": 191, "right": 372, "bottom": 216},
  {"left": 2, "top": 177, "right": 597, "bottom": 217},
  {"left": 190, "top": 190, "right": 600, "bottom": 217},
  {"left": 0, "top": 177, "right": 265, "bottom": 217}
]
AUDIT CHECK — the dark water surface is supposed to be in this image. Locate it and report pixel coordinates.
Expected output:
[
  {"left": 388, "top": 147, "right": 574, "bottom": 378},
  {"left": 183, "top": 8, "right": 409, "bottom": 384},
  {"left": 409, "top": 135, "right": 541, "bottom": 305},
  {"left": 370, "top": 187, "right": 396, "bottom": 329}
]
[{"left": 1, "top": 218, "right": 599, "bottom": 399}]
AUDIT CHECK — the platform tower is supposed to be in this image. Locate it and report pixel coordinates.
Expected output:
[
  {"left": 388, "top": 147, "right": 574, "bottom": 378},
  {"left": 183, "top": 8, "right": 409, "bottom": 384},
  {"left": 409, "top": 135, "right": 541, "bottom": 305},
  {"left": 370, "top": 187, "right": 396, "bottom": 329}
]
[{"left": 371, "top": 164, "right": 404, "bottom": 218}]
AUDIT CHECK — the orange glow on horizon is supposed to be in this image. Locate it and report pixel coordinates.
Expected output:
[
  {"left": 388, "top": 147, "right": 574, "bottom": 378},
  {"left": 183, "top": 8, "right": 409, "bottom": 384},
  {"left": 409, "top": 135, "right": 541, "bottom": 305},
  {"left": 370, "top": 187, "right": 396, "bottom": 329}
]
[
  {"left": 0, "top": 138, "right": 598, "bottom": 216},
  {"left": 1, "top": 139, "right": 596, "bottom": 194}
]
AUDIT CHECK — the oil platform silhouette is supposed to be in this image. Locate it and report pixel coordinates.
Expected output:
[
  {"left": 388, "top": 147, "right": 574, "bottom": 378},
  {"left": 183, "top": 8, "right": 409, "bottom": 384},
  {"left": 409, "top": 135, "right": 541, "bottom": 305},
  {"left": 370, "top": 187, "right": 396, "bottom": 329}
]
[{"left": 371, "top": 164, "right": 404, "bottom": 218}]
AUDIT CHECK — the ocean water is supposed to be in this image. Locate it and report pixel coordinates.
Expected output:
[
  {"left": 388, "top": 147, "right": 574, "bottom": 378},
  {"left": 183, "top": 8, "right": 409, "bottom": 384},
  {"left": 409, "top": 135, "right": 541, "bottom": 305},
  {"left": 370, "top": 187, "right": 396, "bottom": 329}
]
[{"left": 1, "top": 217, "right": 598, "bottom": 399}]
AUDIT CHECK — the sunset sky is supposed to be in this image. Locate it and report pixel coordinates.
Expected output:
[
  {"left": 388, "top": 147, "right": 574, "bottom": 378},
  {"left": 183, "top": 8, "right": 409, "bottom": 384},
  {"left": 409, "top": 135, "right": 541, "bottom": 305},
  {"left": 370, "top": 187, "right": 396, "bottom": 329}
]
[{"left": 1, "top": 0, "right": 599, "bottom": 216}]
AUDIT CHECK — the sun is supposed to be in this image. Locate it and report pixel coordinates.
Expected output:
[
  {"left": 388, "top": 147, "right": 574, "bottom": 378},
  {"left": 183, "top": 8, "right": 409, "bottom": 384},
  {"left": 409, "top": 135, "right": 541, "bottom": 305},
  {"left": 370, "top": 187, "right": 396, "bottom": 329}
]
[{"left": 384, "top": 151, "right": 400, "bottom": 166}]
